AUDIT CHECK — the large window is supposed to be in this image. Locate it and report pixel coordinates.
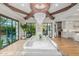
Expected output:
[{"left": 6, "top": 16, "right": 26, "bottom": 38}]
[
  {"left": 26, "top": 23, "right": 36, "bottom": 38},
  {"left": 0, "top": 16, "right": 19, "bottom": 49},
  {"left": 21, "top": 23, "right": 36, "bottom": 38},
  {"left": 42, "top": 23, "right": 53, "bottom": 38}
]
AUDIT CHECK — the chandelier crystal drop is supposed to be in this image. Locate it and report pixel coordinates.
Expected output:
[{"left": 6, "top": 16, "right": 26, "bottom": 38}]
[{"left": 34, "top": 13, "right": 46, "bottom": 25}]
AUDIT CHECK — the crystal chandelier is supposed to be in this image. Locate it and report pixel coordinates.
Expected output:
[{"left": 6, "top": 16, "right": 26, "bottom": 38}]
[{"left": 34, "top": 13, "right": 46, "bottom": 25}]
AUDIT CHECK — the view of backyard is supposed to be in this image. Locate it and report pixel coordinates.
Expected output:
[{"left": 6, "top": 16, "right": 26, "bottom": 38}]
[
  {"left": 0, "top": 16, "right": 53, "bottom": 49},
  {"left": 0, "top": 16, "right": 19, "bottom": 49}
]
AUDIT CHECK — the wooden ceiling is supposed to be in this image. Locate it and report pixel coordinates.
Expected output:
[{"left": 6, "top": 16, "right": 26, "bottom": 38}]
[{"left": 3, "top": 3, "right": 77, "bottom": 20}]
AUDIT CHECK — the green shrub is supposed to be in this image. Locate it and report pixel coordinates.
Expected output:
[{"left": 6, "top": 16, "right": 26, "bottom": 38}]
[{"left": 21, "top": 23, "right": 36, "bottom": 37}]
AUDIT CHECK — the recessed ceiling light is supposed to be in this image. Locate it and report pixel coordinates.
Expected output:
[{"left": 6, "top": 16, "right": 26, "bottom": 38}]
[
  {"left": 77, "top": 9, "right": 79, "bottom": 11},
  {"left": 55, "top": 4, "right": 59, "bottom": 7},
  {"left": 74, "top": 13, "right": 79, "bottom": 16},
  {"left": 21, "top": 4, "right": 25, "bottom": 7}
]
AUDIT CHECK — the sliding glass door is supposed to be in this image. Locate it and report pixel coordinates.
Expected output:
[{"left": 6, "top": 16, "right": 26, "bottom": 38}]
[
  {"left": 42, "top": 23, "right": 53, "bottom": 38},
  {"left": 0, "top": 16, "right": 19, "bottom": 48},
  {"left": 26, "top": 23, "right": 36, "bottom": 38}
]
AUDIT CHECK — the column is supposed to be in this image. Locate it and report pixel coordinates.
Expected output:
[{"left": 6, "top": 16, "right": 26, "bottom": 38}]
[{"left": 52, "top": 21, "right": 55, "bottom": 38}]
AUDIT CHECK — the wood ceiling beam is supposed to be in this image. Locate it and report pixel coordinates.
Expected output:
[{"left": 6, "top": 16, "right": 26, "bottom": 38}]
[
  {"left": 50, "top": 3, "right": 77, "bottom": 15},
  {"left": 46, "top": 11, "right": 55, "bottom": 20},
  {"left": 0, "top": 13, "right": 18, "bottom": 21},
  {"left": 3, "top": 3, "right": 77, "bottom": 20},
  {"left": 4, "top": 3, "right": 29, "bottom": 15}
]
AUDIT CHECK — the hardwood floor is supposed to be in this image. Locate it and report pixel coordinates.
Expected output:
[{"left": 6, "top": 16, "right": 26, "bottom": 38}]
[
  {"left": 0, "top": 37, "right": 79, "bottom": 56},
  {"left": 53, "top": 37, "right": 79, "bottom": 56}
]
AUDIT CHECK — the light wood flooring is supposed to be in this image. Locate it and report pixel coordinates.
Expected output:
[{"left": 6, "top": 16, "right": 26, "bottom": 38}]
[
  {"left": 53, "top": 37, "right": 79, "bottom": 56},
  {"left": 0, "top": 37, "right": 79, "bottom": 56}
]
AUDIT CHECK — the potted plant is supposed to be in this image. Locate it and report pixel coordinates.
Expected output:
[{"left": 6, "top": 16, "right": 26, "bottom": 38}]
[
  {"left": 21, "top": 24, "right": 36, "bottom": 38},
  {"left": 0, "top": 39, "right": 3, "bottom": 49},
  {"left": 39, "top": 34, "right": 42, "bottom": 39}
]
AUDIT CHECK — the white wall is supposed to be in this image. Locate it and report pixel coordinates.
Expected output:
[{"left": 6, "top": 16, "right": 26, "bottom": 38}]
[
  {"left": 26, "top": 17, "right": 53, "bottom": 23},
  {"left": 62, "top": 21, "right": 79, "bottom": 32},
  {"left": 61, "top": 19, "right": 79, "bottom": 41},
  {"left": 19, "top": 23, "right": 25, "bottom": 39}
]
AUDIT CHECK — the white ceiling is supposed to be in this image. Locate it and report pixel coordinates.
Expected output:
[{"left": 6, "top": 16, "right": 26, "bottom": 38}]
[
  {"left": 0, "top": 3, "right": 79, "bottom": 24},
  {"left": 9, "top": 3, "right": 32, "bottom": 13},
  {"left": 48, "top": 3, "right": 70, "bottom": 13}
]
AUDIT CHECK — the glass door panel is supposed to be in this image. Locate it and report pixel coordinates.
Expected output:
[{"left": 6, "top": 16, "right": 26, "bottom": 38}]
[{"left": 0, "top": 16, "right": 19, "bottom": 48}]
